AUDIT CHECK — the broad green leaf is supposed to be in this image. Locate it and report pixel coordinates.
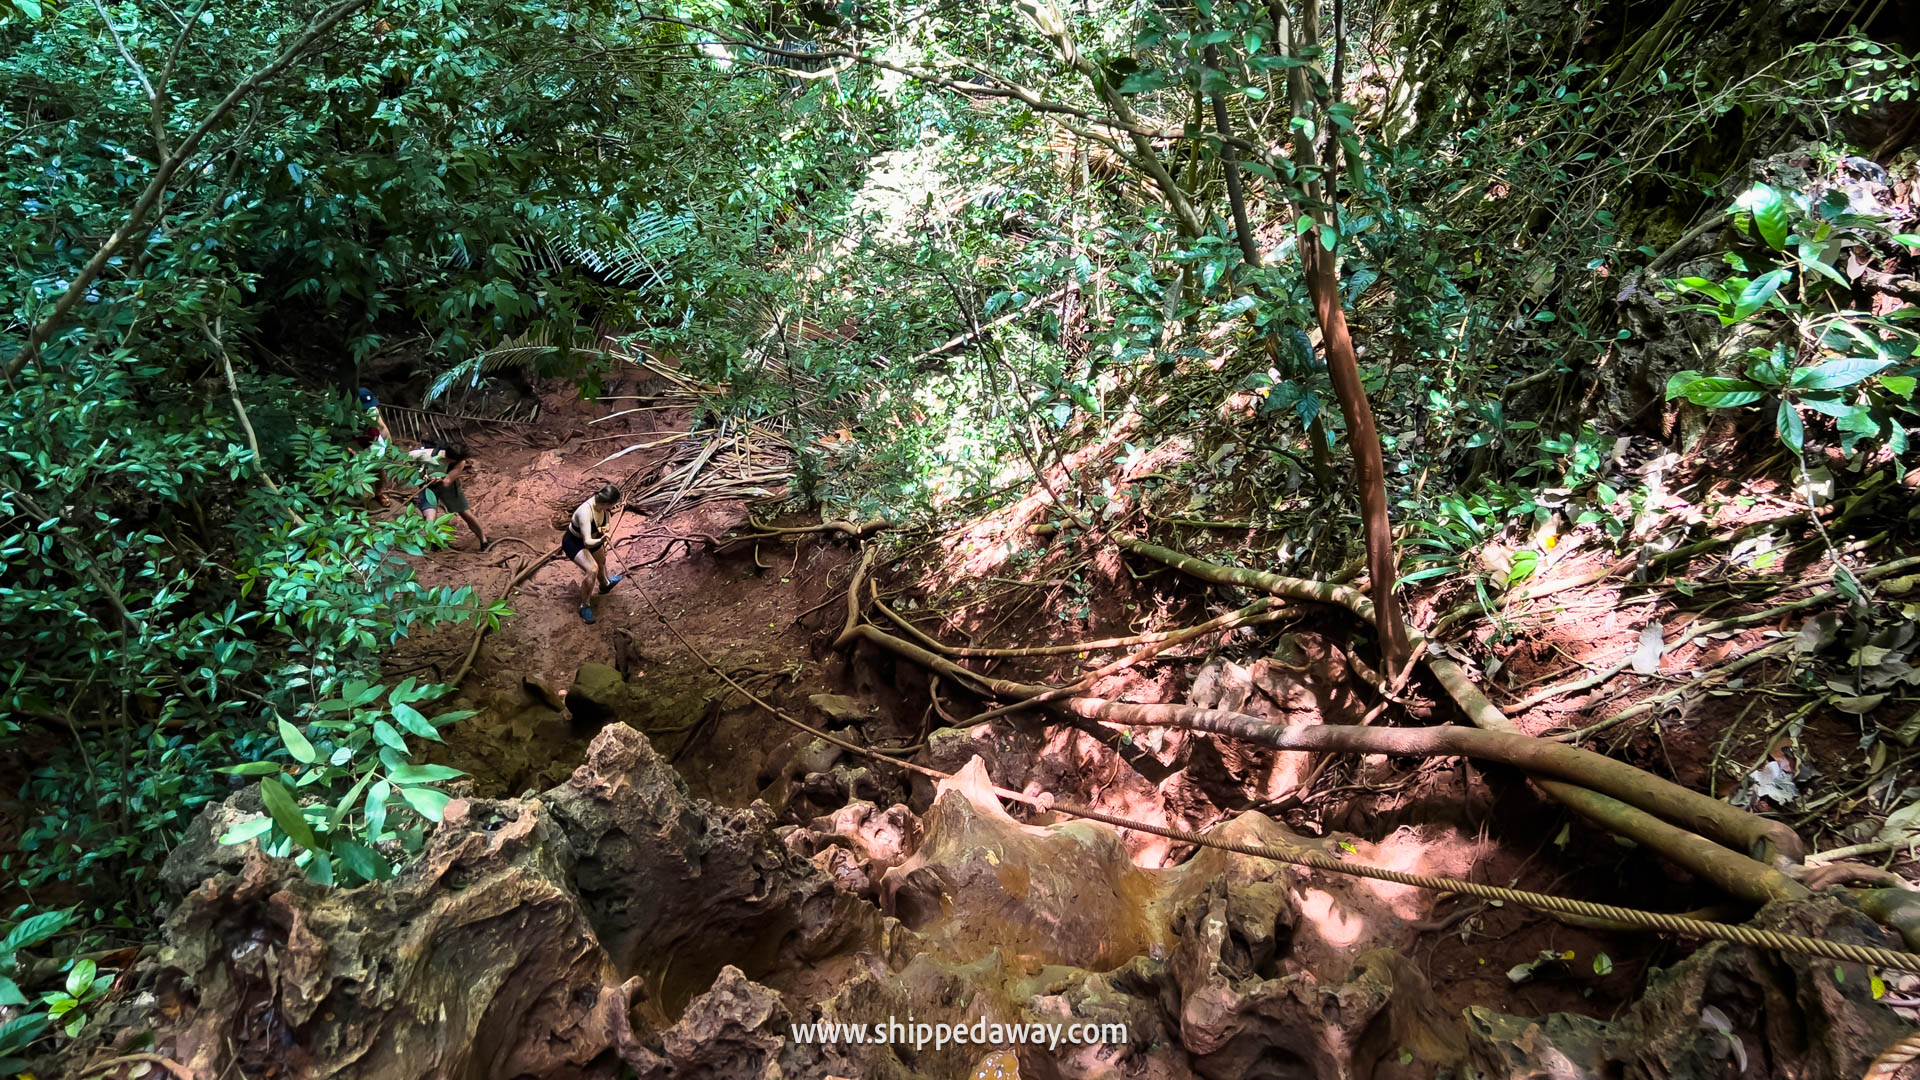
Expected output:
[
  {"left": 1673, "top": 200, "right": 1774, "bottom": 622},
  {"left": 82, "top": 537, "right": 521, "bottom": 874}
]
[
  {"left": 215, "top": 761, "right": 284, "bottom": 776},
  {"left": 1881, "top": 374, "right": 1917, "bottom": 398},
  {"left": 398, "top": 785, "right": 452, "bottom": 822},
  {"left": 1776, "top": 401, "right": 1804, "bottom": 453},
  {"left": 1792, "top": 356, "right": 1893, "bottom": 390},
  {"left": 390, "top": 676, "right": 420, "bottom": 704},
  {"left": 1750, "top": 184, "right": 1791, "bottom": 249},
  {"left": 333, "top": 839, "right": 393, "bottom": 883},
  {"left": 218, "top": 817, "right": 275, "bottom": 845},
  {"left": 304, "top": 850, "right": 335, "bottom": 886},
  {"left": 1731, "top": 268, "right": 1790, "bottom": 321},
  {"left": 1798, "top": 395, "right": 1854, "bottom": 418},
  {"left": 3, "top": 908, "right": 74, "bottom": 952},
  {"left": 0, "top": 1013, "right": 50, "bottom": 1054},
  {"left": 65, "top": 959, "right": 95, "bottom": 999},
  {"left": 0, "top": 977, "right": 22, "bottom": 1007},
  {"left": 332, "top": 772, "right": 376, "bottom": 832},
  {"left": 1890, "top": 233, "right": 1920, "bottom": 248},
  {"left": 260, "top": 778, "right": 319, "bottom": 851},
  {"left": 1674, "top": 277, "right": 1729, "bottom": 304},
  {"left": 1664, "top": 369, "right": 1705, "bottom": 400},
  {"left": 278, "top": 719, "right": 317, "bottom": 765},
  {"left": 390, "top": 701, "right": 440, "bottom": 742},
  {"left": 388, "top": 763, "right": 464, "bottom": 785},
  {"left": 429, "top": 709, "right": 478, "bottom": 728},
  {"left": 1682, "top": 377, "right": 1767, "bottom": 408},
  {"left": 365, "top": 781, "right": 392, "bottom": 840},
  {"left": 372, "top": 719, "right": 409, "bottom": 754},
  {"left": 1592, "top": 953, "right": 1613, "bottom": 975}
]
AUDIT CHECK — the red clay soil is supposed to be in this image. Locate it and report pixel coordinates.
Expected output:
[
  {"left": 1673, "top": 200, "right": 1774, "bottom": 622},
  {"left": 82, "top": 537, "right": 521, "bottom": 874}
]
[{"left": 370, "top": 377, "right": 1908, "bottom": 1035}]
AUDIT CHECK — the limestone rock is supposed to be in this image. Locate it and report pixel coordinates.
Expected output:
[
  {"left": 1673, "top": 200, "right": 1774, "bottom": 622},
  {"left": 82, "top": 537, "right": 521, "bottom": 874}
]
[
  {"left": 809, "top": 693, "right": 871, "bottom": 726},
  {"left": 567, "top": 662, "right": 633, "bottom": 726}
]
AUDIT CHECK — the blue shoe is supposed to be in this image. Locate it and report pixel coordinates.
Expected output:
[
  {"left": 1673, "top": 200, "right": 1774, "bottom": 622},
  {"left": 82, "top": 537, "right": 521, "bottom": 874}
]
[
  {"left": 579, "top": 605, "right": 596, "bottom": 624},
  {"left": 599, "top": 573, "right": 624, "bottom": 595}
]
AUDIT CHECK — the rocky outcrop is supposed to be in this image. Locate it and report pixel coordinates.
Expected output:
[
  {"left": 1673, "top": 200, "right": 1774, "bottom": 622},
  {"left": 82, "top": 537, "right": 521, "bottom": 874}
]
[{"left": 55, "top": 728, "right": 1915, "bottom": 1080}]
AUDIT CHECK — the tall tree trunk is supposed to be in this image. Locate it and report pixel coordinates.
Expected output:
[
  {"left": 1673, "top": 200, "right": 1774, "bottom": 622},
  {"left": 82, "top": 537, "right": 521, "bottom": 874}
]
[
  {"left": 1304, "top": 244, "right": 1409, "bottom": 674},
  {"left": 1278, "top": 0, "right": 1410, "bottom": 675}
]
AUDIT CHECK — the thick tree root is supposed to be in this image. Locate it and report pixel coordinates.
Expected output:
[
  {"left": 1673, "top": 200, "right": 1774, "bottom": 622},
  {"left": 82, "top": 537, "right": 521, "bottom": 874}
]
[
  {"left": 1113, "top": 535, "right": 1809, "bottom": 868},
  {"left": 1059, "top": 699, "right": 1807, "bottom": 905}
]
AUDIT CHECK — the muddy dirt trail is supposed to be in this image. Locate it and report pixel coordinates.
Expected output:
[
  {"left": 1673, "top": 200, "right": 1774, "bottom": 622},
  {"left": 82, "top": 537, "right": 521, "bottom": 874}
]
[{"left": 381, "top": 373, "right": 861, "bottom": 808}]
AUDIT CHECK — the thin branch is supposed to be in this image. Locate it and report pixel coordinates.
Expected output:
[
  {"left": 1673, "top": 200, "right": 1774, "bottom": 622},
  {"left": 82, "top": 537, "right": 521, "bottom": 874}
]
[{"left": 7, "top": 0, "right": 372, "bottom": 383}]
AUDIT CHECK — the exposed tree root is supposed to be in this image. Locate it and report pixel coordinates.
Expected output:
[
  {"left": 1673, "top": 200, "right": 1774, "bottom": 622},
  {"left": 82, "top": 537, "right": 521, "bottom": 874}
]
[
  {"left": 842, "top": 537, "right": 1808, "bottom": 903},
  {"left": 1113, "top": 535, "right": 1809, "bottom": 868},
  {"left": 1055, "top": 698, "right": 1806, "bottom": 906},
  {"left": 450, "top": 544, "right": 559, "bottom": 688}
]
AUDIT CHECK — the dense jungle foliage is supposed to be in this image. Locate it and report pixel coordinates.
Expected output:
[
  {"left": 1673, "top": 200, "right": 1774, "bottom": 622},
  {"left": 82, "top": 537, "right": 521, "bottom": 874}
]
[{"left": 2, "top": 0, "right": 1917, "bottom": 1064}]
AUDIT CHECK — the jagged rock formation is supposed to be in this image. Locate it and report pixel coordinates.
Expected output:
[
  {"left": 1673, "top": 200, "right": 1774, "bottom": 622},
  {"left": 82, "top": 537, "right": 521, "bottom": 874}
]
[{"left": 58, "top": 706, "right": 1915, "bottom": 1080}]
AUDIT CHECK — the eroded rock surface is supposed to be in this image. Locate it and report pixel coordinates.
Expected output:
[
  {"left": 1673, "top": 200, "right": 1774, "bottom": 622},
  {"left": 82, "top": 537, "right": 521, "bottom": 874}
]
[{"left": 57, "top": 725, "right": 1915, "bottom": 1080}]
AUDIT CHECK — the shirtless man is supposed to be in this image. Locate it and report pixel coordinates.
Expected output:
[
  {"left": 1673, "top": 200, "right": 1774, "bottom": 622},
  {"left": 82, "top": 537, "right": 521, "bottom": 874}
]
[
  {"left": 409, "top": 438, "right": 488, "bottom": 548},
  {"left": 565, "top": 485, "right": 624, "bottom": 623}
]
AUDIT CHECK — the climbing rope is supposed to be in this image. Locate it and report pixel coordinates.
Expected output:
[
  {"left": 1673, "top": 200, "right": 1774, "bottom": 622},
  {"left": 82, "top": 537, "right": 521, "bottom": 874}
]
[
  {"left": 1867, "top": 1031, "right": 1920, "bottom": 1079},
  {"left": 628, "top": 577, "right": 1920, "bottom": 976},
  {"left": 1047, "top": 800, "right": 1920, "bottom": 974}
]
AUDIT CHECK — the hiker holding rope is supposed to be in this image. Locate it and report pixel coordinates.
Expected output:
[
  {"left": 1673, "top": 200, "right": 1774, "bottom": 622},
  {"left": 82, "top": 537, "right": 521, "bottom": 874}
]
[
  {"left": 410, "top": 437, "right": 489, "bottom": 549},
  {"left": 566, "top": 485, "right": 624, "bottom": 623}
]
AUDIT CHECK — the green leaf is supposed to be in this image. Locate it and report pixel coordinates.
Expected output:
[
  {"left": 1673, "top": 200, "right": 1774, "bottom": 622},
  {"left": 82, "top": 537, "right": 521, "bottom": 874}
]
[
  {"left": 304, "top": 850, "right": 335, "bottom": 886},
  {"left": 278, "top": 719, "right": 317, "bottom": 765},
  {"left": 372, "top": 719, "right": 409, "bottom": 754},
  {"left": 3, "top": 908, "right": 74, "bottom": 952},
  {"left": 1664, "top": 369, "right": 1705, "bottom": 400},
  {"left": 1318, "top": 224, "right": 1337, "bottom": 252},
  {"left": 1731, "top": 268, "right": 1790, "bottom": 321},
  {"left": 1674, "top": 277, "right": 1730, "bottom": 304},
  {"left": 65, "top": 959, "right": 95, "bottom": 999},
  {"left": 1889, "top": 233, "right": 1920, "bottom": 249},
  {"left": 1592, "top": 952, "right": 1614, "bottom": 976},
  {"left": 388, "top": 763, "right": 464, "bottom": 785},
  {"left": 1397, "top": 565, "right": 1460, "bottom": 586},
  {"left": 0, "top": 1013, "right": 50, "bottom": 1055},
  {"left": 1750, "top": 184, "right": 1791, "bottom": 250},
  {"left": 218, "top": 817, "right": 275, "bottom": 845},
  {"left": 1682, "top": 378, "right": 1767, "bottom": 408},
  {"left": 260, "top": 778, "right": 319, "bottom": 852},
  {"left": 1793, "top": 356, "right": 1893, "bottom": 390},
  {"left": 390, "top": 701, "right": 441, "bottom": 742},
  {"left": 0, "top": 978, "right": 24, "bottom": 1007},
  {"left": 1881, "top": 374, "right": 1917, "bottom": 398},
  {"left": 332, "top": 772, "right": 376, "bottom": 832},
  {"left": 365, "top": 780, "right": 392, "bottom": 840},
  {"left": 398, "top": 785, "right": 451, "bottom": 822},
  {"left": 215, "top": 761, "right": 284, "bottom": 776},
  {"left": 333, "top": 839, "right": 393, "bottom": 883},
  {"left": 1777, "top": 401, "right": 1804, "bottom": 453},
  {"left": 390, "top": 676, "right": 421, "bottom": 704}
]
